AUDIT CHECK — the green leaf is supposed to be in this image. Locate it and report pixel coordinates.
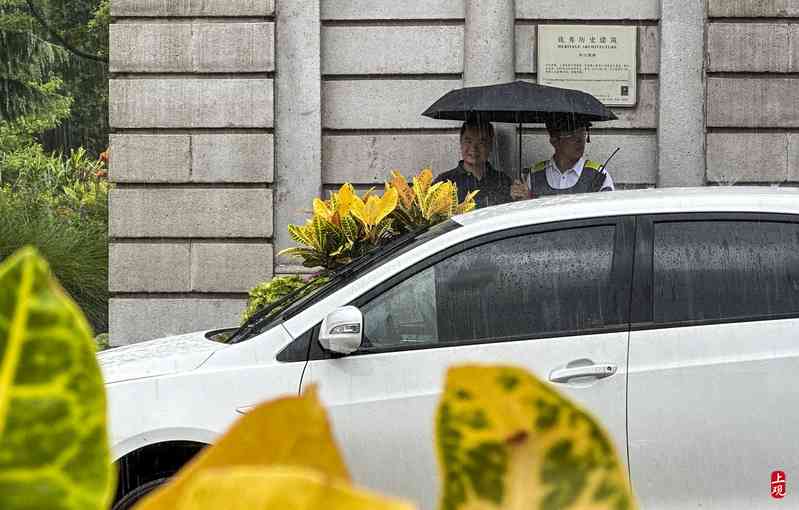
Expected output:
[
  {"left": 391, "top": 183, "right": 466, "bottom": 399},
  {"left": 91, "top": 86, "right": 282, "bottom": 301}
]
[
  {"left": 437, "top": 365, "right": 636, "bottom": 510},
  {"left": 0, "top": 246, "right": 114, "bottom": 510}
]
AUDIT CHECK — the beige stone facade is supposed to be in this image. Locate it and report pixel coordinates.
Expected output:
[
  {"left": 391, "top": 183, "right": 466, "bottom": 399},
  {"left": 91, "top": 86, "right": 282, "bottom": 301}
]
[{"left": 108, "top": 0, "right": 799, "bottom": 344}]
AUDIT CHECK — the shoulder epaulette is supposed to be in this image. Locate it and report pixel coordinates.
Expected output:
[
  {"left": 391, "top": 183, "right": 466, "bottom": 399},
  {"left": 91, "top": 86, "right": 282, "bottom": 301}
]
[
  {"left": 584, "top": 160, "right": 603, "bottom": 171},
  {"left": 532, "top": 160, "right": 547, "bottom": 172}
]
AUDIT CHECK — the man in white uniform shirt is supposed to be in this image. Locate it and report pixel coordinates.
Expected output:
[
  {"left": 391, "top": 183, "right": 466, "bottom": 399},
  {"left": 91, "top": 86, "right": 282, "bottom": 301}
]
[{"left": 525, "top": 116, "right": 614, "bottom": 197}]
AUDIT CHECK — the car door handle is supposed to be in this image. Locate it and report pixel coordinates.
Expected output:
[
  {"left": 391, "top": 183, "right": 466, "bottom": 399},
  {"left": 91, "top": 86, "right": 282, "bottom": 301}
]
[{"left": 549, "top": 364, "right": 617, "bottom": 384}]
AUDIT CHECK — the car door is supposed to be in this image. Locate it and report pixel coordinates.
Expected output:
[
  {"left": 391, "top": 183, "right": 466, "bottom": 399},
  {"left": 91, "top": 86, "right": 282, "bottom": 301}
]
[
  {"left": 301, "top": 216, "right": 634, "bottom": 509},
  {"left": 627, "top": 213, "right": 799, "bottom": 508}
]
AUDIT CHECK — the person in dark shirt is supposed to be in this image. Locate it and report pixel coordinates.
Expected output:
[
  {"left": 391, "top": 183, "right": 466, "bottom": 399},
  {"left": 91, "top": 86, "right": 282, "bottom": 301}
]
[{"left": 434, "top": 120, "right": 528, "bottom": 208}]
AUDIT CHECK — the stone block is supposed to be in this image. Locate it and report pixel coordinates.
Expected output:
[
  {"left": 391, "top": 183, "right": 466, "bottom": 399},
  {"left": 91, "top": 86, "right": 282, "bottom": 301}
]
[
  {"left": 193, "top": 23, "right": 274, "bottom": 73},
  {"left": 321, "top": 26, "right": 463, "bottom": 75},
  {"left": 111, "top": 0, "right": 274, "bottom": 17},
  {"left": 708, "top": 0, "right": 799, "bottom": 17},
  {"left": 791, "top": 25, "right": 799, "bottom": 72},
  {"left": 522, "top": 132, "right": 657, "bottom": 184},
  {"left": 109, "top": 79, "right": 273, "bottom": 128},
  {"left": 192, "top": 134, "right": 273, "bottom": 183},
  {"left": 320, "top": 0, "right": 464, "bottom": 20},
  {"left": 109, "top": 188, "right": 273, "bottom": 238},
  {"left": 110, "top": 24, "right": 191, "bottom": 73},
  {"left": 323, "top": 133, "right": 460, "bottom": 183},
  {"left": 639, "top": 25, "right": 659, "bottom": 75},
  {"left": 606, "top": 78, "right": 657, "bottom": 129},
  {"left": 322, "top": 79, "right": 462, "bottom": 129},
  {"left": 707, "top": 133, "right": 788, "bottom": 183},
  {"left": 515, "top": 25, "right": 660, "bottom": 75},
  {"left": 190, "top": 243, "right": 273, "bottom": 292},
  {"left": 708, "top": 77, "right": 799, "bottom": 128},
  {"left": 109, "top": 298, "right": 247, "bottom": 345},
  {"left": 111, "top": 23, "right": 274, "bottom": 73},
  {"left": 789, "top": 134, "right": 799, "bottom": 181},
  {"left": 516, "top": 0, "right": 658, "bottom": 19},
  {"left": 109, "top": 134, "right": 190, "bottom": 183},
  {"left": 708, "top": 23, "right": 790, "bottom": 72},
  {"left": 109, "top": 243, "right": 191, "bottom": 292}
]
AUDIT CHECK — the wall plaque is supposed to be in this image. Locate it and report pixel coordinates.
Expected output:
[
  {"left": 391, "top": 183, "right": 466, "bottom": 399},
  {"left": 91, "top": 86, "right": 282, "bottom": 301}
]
[{"left": 537, "top": 25, "right": 638, "bottom": 107}]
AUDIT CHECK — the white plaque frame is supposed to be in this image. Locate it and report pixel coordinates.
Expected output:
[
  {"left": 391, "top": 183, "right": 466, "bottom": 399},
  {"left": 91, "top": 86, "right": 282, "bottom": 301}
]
[{"left": 537, "top": 25, "right": 638, "bottom": 107}]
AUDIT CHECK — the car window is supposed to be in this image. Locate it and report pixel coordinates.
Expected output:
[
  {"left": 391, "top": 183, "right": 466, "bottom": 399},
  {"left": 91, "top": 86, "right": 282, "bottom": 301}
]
[
  {"left": 653, "top": 220, "right": 799, "bottom": 324},
  {"left": 359, "top": 224, "right": 621, "bottom": 352}
]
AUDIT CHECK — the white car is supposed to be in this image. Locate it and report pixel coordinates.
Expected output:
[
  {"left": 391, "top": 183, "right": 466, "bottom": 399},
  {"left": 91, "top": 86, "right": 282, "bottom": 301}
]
[{"left": 101, "top": 187, "right": 799, "bottom": 509}]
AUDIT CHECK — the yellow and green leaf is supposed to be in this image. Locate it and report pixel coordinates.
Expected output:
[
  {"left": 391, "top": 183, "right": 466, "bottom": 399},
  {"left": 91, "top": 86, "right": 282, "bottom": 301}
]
[
  {"left": 176, "top": 466, "right": 416, "bottom": 510},
  {"left": 0, "top": 247, "right": 115, "bottom": 510},
  {"left": 437, "top": 365, "right": 636, "bottom": 510},
  {"left": 135, "top": 386, "right": 350, "bottom": 510}
]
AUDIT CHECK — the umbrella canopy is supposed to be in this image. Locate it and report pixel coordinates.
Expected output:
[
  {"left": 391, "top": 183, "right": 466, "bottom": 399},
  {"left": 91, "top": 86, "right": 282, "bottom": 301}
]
[{"left": 421, "top": 80, "right": 617, "bottom": 124}]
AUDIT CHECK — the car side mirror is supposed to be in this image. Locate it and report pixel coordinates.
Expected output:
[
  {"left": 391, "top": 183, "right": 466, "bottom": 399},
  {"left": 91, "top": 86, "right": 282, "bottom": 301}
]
[{"left": 319, "top": 306, "right": 363, "bottom": 355}]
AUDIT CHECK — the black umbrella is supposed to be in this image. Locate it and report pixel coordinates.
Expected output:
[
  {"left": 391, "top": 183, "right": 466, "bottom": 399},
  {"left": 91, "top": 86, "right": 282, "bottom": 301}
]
[{"left": 422, "top": 80, "right": 617, "bottom": 178}]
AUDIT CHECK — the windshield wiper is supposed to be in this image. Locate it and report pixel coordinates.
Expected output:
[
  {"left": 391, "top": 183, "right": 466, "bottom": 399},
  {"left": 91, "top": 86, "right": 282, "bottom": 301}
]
[
  {"left": 226, "top": 276, "right": 326, "bottom": 344},
  {"left": 226, "top": 227, "right": 429, "bottom": 344},
  {"left": 329, "top": 228, "right": 425, "bottom": 280}
]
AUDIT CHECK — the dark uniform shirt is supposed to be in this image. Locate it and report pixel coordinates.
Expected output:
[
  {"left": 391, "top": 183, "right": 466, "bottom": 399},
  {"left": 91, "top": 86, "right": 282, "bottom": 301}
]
[{"left": 433, "top": 161, "right": 513, "bottom": 208}]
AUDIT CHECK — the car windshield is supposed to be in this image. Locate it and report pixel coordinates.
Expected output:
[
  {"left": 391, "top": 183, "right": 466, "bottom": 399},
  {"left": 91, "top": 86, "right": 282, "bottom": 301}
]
[{"left": 218, "top": 219, "right": 462, "bottom": 344}]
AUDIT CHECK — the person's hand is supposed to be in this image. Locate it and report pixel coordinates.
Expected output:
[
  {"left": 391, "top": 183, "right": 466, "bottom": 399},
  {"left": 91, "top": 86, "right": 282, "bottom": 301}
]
[{"left": 510, "top": 179, "right": 530, "bottom": 201}]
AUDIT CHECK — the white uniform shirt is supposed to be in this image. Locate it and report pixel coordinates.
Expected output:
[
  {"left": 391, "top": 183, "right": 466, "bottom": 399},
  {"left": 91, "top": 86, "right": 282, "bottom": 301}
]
[{"left": 543, "top": 157, "right": 615, "bottom": 191}]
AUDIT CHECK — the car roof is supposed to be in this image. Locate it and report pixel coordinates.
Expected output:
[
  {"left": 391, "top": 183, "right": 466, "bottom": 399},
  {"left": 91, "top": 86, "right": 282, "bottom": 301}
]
[{"left": 453, "top": 187, "right": 799, "bottom": 230}]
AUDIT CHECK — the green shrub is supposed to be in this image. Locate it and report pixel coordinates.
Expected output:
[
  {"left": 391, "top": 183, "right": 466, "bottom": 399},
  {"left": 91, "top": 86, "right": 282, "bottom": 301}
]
[
  {"left": 0, "top": 188, "right": 108, "bottom": 333},
  {"left": 241, "top": 275, "right": 330, "bottom": 324}
]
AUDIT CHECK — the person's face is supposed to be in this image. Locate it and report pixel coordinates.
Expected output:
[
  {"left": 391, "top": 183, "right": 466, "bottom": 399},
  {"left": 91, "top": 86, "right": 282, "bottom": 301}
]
[
  {"left": 460, "top": 127, "right": 493, "bottom": 167},
  {"left": 550, "top": 127, "right": 587, "bottom": 160}
]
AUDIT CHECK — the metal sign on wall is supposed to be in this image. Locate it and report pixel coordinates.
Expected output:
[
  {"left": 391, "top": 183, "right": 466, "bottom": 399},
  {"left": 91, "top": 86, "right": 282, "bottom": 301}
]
[{"left": 537, "top": 25, "right": 638, "bottom": 107}]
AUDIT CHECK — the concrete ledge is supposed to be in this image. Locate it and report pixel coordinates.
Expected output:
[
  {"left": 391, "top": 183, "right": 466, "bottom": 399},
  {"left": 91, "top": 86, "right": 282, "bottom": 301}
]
[
  {"left": 109, "top": 243, "right": 190, "bottom": 292},
  {"left": 321, "top": 0, "right": 464, "bottom": 20},
  {"left": 109, "top": 79, "right": 273, "bottom": 128},
  {"left": 707, "top": 133, "right": 789, "bottom": 183},
  {"left": 192, "top": 134, "right": 274, "bottom": 183},
  {"left": 708, "top": 23, "right": 792, "bottom": 73},
  {"left": 109, "top": 134, "right": 190, "bottom": 183},
  {"left": 322, "top": 26, "right": 463, "bottom": 75},
  {"left": 515, "top": 25, "right": 659, "bottom": 75},
  {"left": 111, "top": 0, "right": 274, "bottom": 17},
  {"left": 709, "top": 0, "right": 799, "bottom": 17},
  {"left": 322, "top": 79, "right": 462, "bottom": 129},
  {"left": 109, "top": 188, "right": 273, "bottom": 237},
  {"left": 516, "top": 0, "right": 659, "bottom": 20},
  {"left": 191, "top": 243, "right": 273, "bottom": 292},
  {"left": 522, "top": 133, "right": 657, "bottom": 185},
  {"left": 708, "top": 77, "right": 799, "bottom": 128},
  {"left": 323, "top": 133, "right": 460, "bottom": 183},
  {"left": 109, "top": 298, "right": 247, "bottom": 346}
]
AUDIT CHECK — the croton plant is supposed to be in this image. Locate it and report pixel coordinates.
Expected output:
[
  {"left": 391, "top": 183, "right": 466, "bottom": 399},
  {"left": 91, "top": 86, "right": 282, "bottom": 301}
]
[{"left": 242, "top": 168, "right": 478, "bottom": 322}]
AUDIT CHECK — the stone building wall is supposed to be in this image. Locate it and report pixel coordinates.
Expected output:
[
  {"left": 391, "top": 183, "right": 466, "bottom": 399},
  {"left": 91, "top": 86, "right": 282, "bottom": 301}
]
[
  {"left": 706, "top": 0, "right": 799, "bottom": 184},
  {"left": 107, "top": 0, "right": 798, "bottom": 345}
]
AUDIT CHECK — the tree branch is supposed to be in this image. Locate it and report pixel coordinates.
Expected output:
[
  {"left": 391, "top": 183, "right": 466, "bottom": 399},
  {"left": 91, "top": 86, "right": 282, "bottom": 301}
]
[{"left": 24, "top": 0, "right": 108, "bottom": 64}]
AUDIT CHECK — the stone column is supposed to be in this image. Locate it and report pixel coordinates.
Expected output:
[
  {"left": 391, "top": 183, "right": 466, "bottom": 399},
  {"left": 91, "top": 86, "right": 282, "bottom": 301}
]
[
  {"left": 463, "top": 0, "right": 518, "bottom": 177},
  {"left": 275, "top": 0, "right": 322, "bottom": 271},
  {"left": 657, "top": 0, "right": 706, "bottom": 187}
]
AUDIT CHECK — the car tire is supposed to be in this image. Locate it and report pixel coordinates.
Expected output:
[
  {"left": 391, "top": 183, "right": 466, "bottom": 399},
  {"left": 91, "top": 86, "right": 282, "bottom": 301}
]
[{"left": 111, "top": 477, "right": 169, "bottom": 510}]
